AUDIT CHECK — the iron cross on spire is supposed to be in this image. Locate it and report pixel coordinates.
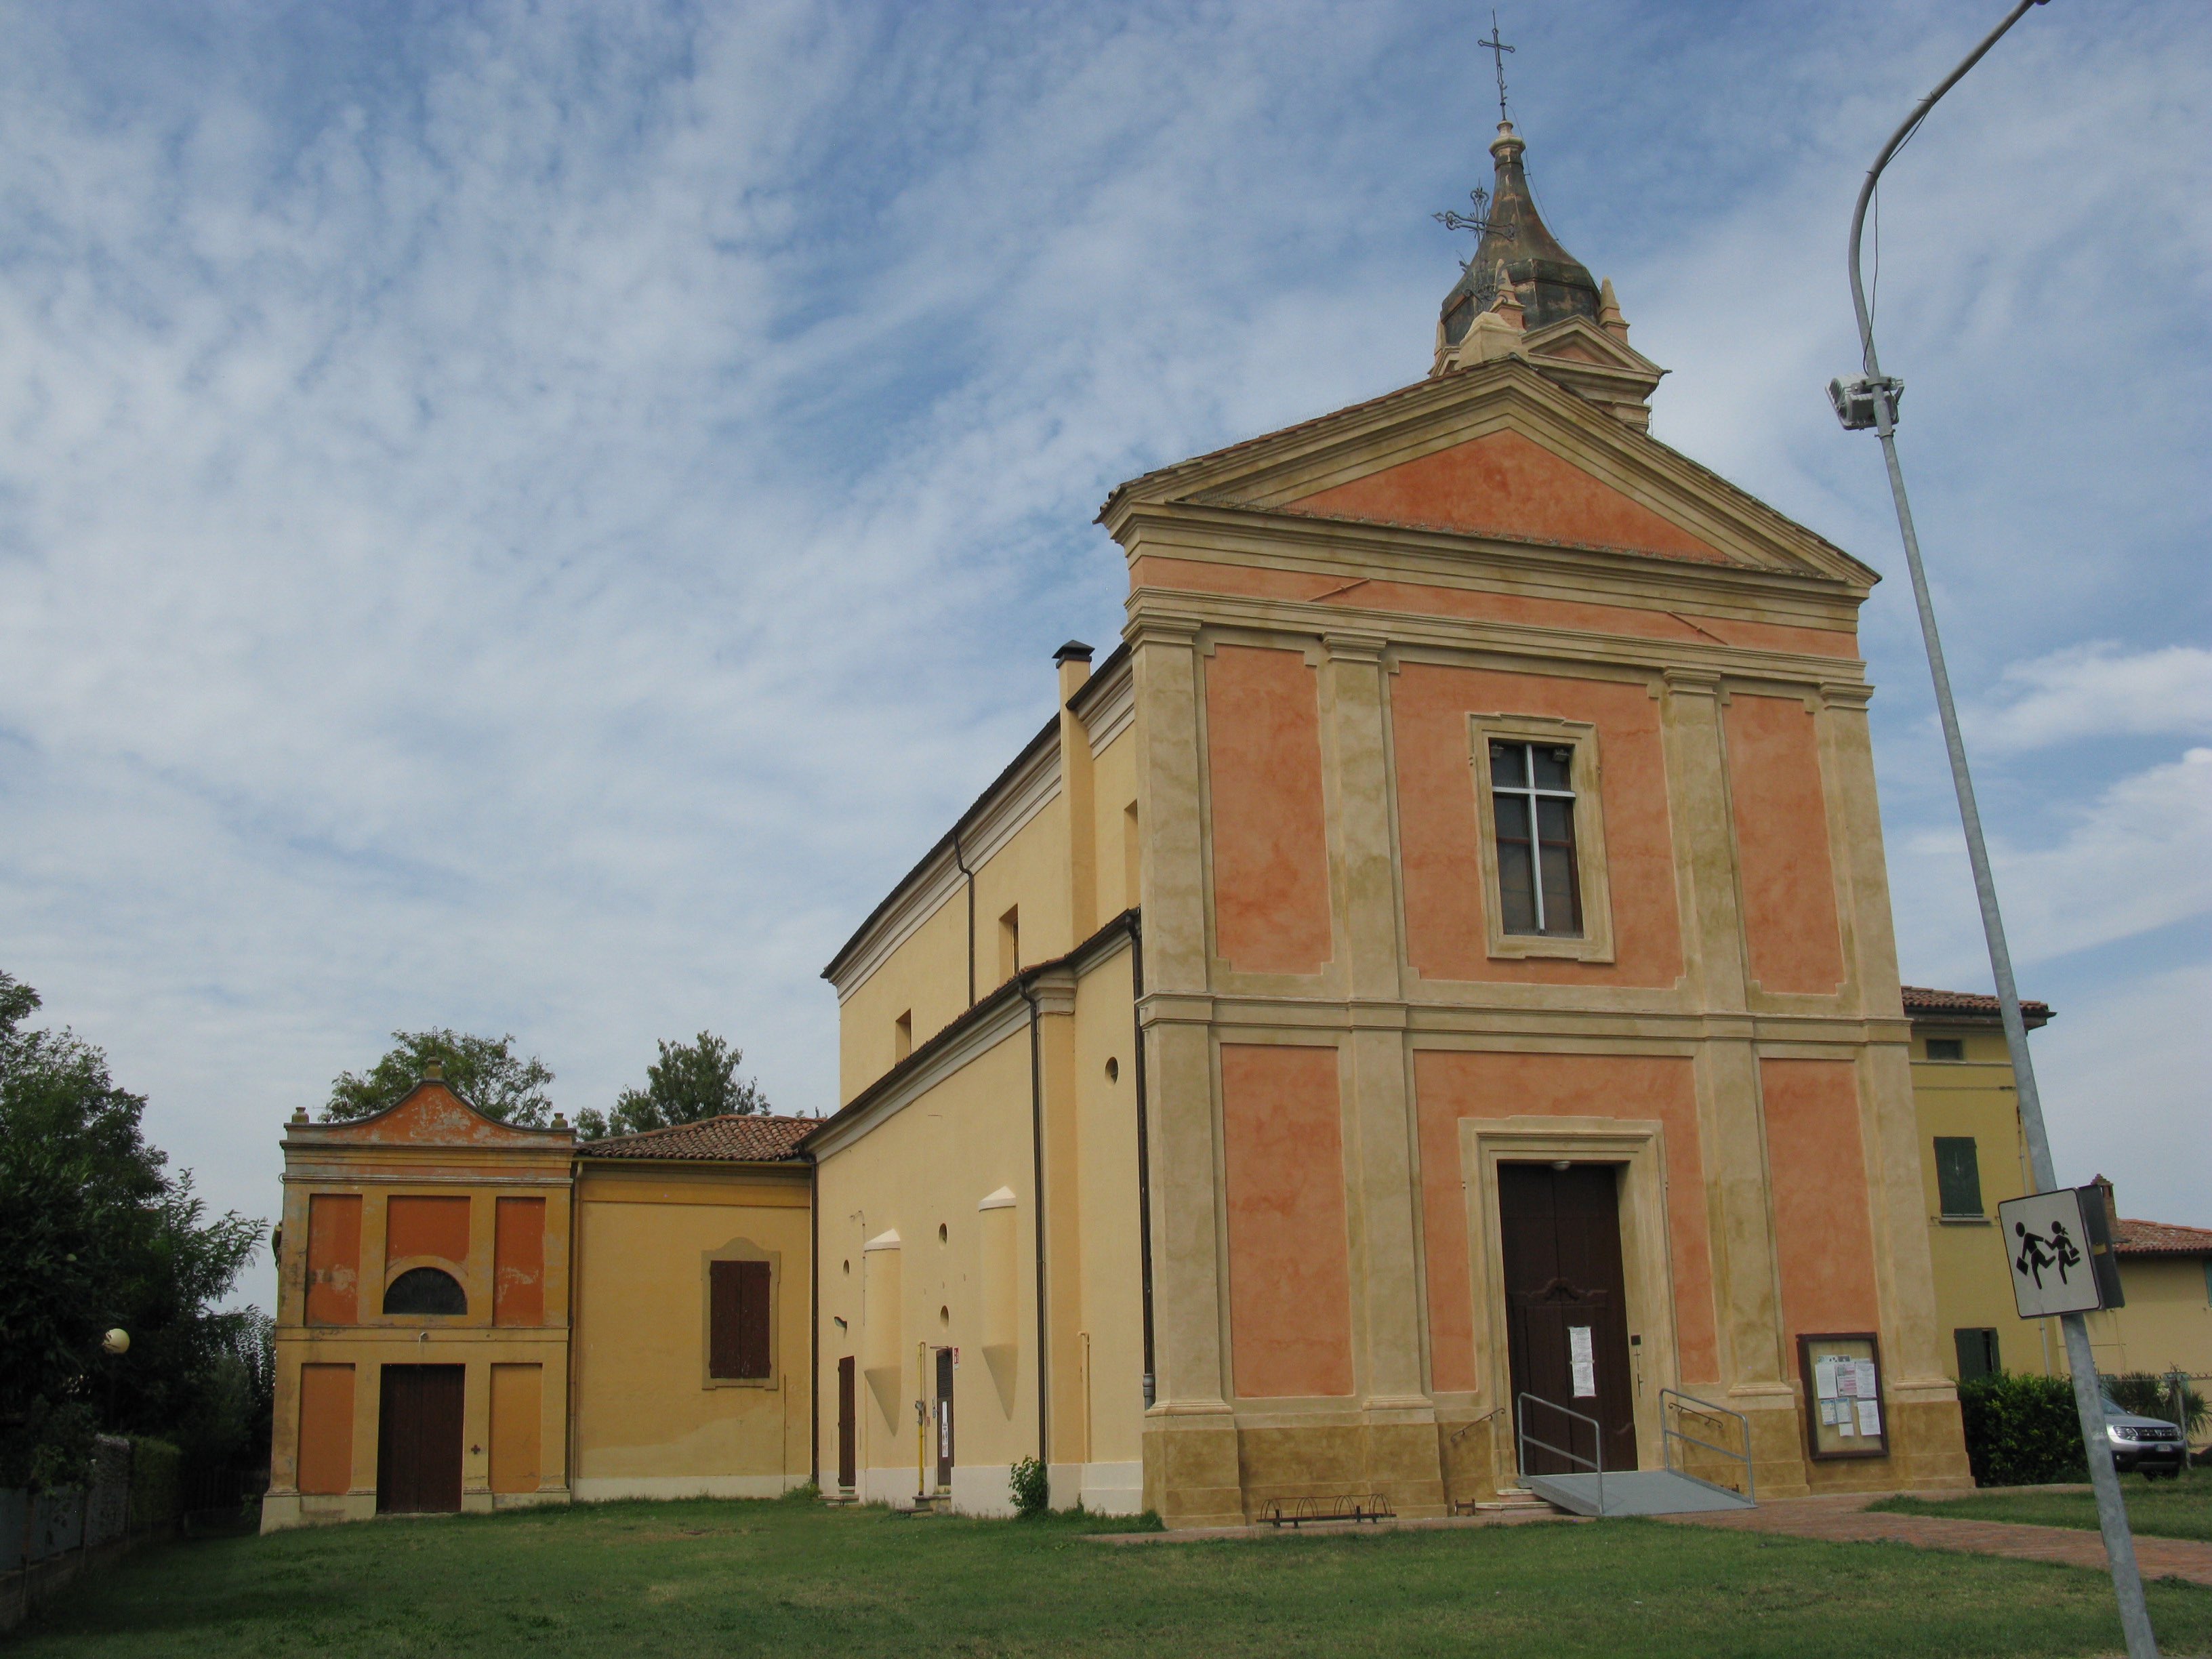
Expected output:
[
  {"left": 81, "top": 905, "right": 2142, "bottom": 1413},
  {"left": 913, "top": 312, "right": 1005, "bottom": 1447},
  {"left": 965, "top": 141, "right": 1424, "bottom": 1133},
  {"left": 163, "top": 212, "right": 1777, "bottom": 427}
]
[{"left": 1479, "top": 9, "right": 1514, "bottom": 125}]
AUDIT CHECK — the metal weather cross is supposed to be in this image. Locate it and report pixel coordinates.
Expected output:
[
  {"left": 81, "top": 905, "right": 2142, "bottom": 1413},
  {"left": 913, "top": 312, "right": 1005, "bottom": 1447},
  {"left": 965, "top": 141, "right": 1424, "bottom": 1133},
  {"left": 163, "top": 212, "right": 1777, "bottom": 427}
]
[
  {"left": 1433, "top": 13, "right": 1520, "bottom": 262},
  {"left": 1433, "top": 184, "right": 1512, "bottom": 264},
  {"left": 1479, "top": 10, "right": 1514, "bottom": 124}
]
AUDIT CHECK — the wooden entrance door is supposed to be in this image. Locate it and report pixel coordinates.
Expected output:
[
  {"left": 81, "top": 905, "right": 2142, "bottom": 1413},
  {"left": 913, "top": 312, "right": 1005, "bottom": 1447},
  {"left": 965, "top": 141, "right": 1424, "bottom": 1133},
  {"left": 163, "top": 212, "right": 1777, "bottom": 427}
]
[
  {"left": 377, "top": 1364, "right": 466, "bottom": 1513},
  {"left": 1498, "top": 1164, "right": 1637, "bottom": 1476},
  {"left": 837, "top": 1356, "right": 857, "bottom": 1490},
  {"left": 934, "top": 1347, "right": 954, "bottom": 1490}
]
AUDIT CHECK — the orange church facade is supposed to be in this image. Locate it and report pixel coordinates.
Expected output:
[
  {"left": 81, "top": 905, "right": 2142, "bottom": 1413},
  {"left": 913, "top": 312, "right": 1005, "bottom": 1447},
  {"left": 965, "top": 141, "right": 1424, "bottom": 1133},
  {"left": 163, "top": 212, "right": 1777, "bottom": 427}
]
[{"left": 806, "top": 119, "right": 1971, "bottom": 1523}]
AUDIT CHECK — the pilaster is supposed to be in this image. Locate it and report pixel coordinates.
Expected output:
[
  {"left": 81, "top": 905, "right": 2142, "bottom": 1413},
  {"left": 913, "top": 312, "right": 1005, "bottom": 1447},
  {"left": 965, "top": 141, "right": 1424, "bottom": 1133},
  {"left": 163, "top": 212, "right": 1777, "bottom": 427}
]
[{"left": 1661, "top": 668, "right": 1784, "bottom": 1390}]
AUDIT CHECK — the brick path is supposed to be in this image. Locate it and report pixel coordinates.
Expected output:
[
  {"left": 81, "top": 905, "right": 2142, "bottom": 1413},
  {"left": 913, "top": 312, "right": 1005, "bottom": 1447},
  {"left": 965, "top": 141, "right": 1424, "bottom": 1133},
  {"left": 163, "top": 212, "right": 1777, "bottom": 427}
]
[{"left": 1664, "top": 1493, "right": 2212, "bottom": 1588}]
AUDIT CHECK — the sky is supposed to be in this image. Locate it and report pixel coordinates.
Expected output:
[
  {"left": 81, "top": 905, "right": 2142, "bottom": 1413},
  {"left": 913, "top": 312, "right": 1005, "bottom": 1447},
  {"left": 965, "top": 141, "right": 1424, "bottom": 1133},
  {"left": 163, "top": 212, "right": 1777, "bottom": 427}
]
[{"left": 1, "top": 0, "right": 2206, "bottom": 1319}]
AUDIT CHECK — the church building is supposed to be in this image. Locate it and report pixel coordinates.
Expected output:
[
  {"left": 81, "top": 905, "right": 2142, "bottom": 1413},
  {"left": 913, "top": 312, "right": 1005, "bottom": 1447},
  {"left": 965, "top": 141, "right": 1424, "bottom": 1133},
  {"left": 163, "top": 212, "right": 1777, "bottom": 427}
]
[
  {"left": 806, "top": 117, "right": 1973, "bottom": 1524},
  {"left": 260, "top": 115, "right": 1983, "bottom": 1532}
]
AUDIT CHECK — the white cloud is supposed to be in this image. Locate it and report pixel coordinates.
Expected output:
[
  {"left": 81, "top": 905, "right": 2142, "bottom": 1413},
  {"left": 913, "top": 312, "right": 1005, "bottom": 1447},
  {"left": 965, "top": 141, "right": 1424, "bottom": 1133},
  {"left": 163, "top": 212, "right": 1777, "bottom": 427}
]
[
  {"left": 0, "top": 0, "right": 2205, "bottom": 1319},
  {"left": 2039, "top": 961, "right": 2212, "bottom": 1229},
  {"left": 1893, "top": 749, "right": 2212, "bottom": 975},
  {"left": 1963, "top": 643, "right": 2212, "bottom": 754}
]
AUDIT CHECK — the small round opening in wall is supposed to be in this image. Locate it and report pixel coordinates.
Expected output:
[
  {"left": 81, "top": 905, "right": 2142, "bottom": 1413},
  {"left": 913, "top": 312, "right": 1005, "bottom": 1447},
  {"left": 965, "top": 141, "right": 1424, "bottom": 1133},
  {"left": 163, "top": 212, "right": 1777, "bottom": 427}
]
[
  {"left": 1105, "top": 1057, "right": 1120, "bottom": 1083},
  {"left": 939, "top": 1223, "right": 949, "bottom": 1243},
  {"left": 939, "top": 1305, "right": 950, "bottom": 1327}
]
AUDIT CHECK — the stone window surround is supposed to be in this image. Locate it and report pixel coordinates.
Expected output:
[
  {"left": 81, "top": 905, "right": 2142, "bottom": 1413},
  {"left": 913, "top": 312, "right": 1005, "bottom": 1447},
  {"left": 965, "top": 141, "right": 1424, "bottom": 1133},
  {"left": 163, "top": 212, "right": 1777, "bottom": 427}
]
[{"left": 1467, "top": 712, "right": 1617, "bottom": 964}]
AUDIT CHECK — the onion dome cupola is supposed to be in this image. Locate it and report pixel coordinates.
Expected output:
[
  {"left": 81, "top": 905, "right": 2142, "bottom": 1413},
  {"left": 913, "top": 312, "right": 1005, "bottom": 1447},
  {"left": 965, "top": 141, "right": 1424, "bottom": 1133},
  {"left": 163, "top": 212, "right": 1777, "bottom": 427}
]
[{"left": 1438, "top": 121, "right": 1600, "bottom": 346}]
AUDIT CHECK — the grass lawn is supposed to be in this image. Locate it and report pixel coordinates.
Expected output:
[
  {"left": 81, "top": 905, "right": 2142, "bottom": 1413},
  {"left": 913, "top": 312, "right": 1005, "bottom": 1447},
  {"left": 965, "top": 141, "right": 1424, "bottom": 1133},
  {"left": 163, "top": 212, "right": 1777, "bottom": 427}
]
[
  {"left": 1873, "top": 1464, "right": 2212, "bottom": 1542},
  {"left": 14, "top": 1492, "right": 2212, "bottom": 1659}
]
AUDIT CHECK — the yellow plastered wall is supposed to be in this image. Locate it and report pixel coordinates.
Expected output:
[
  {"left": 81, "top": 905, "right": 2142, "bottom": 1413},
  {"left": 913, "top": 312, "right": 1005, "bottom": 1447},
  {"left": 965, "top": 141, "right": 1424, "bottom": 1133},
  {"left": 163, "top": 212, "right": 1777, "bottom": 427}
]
[
  {"left": 570, "top": 1161, "right": 812, "bottom": 1500},
  {"left": 813, "top": 933, "right": 1148, "bottom": 1518},
  {"left": 833, "top": 775, "right": 1074, "bottom": 1107},
  {"left": 817, "top": 1025, "right": 1038, "bottom": 1508},
  {"left": 1910, "top": 1022, "right": 2064, "bottom": 1379},
  {"left": 2085, "top": 1258, "right": 2212, "bottom": 1381}
]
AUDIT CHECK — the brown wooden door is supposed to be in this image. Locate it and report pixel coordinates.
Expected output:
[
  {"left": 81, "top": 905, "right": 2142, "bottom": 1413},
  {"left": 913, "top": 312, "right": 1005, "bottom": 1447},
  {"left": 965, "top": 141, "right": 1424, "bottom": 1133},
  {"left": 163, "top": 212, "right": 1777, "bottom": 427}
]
[
  {"left": 837, "top": 1356, "right": 857, "bottom": 1490},
  {"left": 377, "top": 1364, "right": 466, "bottom": 1513},
  {"left": 1498, "top": 1163, "right": 1637, "bottom": 1476},
  {"left": 934, "top": 1347, "right": 955, "bottom": 1490}
]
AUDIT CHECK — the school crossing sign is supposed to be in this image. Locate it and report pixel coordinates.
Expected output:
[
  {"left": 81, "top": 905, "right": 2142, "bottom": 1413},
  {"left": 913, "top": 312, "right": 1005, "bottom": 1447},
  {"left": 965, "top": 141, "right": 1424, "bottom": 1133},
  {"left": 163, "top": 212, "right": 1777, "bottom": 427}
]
[{"left": 1997, "top": 1187, "right": 2126, "bottom": 1319}]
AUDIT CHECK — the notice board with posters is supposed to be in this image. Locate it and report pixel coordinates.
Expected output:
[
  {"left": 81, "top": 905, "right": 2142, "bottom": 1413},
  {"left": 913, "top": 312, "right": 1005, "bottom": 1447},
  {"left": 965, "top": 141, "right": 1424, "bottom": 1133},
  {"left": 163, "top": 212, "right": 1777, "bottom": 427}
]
[{"left": 1797, "top": 1333, "right": 1889, "bottom": 1460}]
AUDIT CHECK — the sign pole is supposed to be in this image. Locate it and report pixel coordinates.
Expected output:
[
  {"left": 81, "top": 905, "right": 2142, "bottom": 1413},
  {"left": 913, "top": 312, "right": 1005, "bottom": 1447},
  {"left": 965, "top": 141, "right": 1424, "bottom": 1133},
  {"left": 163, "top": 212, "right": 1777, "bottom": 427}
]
[{"left": 1832, "top": 5, "right": 2156, "bottom": 1654}]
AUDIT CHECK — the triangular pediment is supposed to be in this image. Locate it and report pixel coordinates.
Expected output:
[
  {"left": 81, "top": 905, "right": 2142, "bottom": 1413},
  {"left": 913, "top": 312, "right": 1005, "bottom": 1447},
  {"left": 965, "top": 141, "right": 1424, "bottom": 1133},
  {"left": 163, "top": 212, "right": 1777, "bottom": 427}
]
[
  {"left": 1519, "top": 313, "right": 1660, "bottom": 376},
  {"left": 1100, "top": 358, "right": 1873, "bottom": 587},
  {"left": 319, "top": 1081, "right": 571, "bottom": 1148},
  {"left": 1287, "top": 428, "right": 1729, "bottom": 563}
]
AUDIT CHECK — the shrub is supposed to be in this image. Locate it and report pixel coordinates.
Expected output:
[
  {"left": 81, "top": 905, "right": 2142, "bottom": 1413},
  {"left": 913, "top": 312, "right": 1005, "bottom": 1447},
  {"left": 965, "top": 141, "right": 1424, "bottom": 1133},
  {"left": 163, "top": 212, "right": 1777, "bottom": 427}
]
[
  {"left": 130, "top": 1437, "right": 183, "bottom": 1528},
  {"left": 1957, "top": 1372, "right": 2085, "bottom": 1487},
  {"left": 1009, "top": 1456, "right": 1049, "bottom": 1517}
]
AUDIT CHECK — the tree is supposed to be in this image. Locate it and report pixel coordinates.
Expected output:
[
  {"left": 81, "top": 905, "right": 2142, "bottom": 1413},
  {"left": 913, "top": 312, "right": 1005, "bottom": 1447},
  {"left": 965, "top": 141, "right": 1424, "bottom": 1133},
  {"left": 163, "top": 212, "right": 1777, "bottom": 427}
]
[
  {"left": 326, "top": 1028, "right": 556, "bottom": 1126},
  {"left": 577, "top": 1031, "right": 766, "bottom": 1140},
  {"left": 0, "top": 970, "right": 266, "bottom": 1487}
]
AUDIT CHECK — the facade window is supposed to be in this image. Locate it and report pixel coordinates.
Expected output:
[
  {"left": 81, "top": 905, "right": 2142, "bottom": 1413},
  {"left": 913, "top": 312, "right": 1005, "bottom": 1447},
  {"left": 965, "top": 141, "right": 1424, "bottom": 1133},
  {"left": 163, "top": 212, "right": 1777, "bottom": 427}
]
[
  {"left": 1934, "top": 1137, "right": 1984, "bottom": 1218},
  {"left": 998, "top": 906, "right": 1021, "bottom": 983},
  {"left": 709, "top": 1259, "right": 773, "bottom": 1381},
  {"left": 1489, "top": 740, "right": 1582, "bottom": 937},
  {"left": 1925, "top": 1037, "right": 1965, "bottom": 1061},
  {"left": 1954, "top": 1328, "right": 2001, "bottom": 1381},
  {"left": 894, "top": 1010, "right": 913, "bottom": 1063},
  {"left": 384, "top": 1266, "right": 467, "bottom": 1317}
]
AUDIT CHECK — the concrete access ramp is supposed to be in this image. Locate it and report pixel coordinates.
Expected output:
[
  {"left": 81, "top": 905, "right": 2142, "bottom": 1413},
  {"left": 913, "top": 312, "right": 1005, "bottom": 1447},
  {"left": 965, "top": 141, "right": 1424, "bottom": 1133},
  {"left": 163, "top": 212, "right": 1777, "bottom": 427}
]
[{"left": 1524, "top": 1470, "right": 1756, "bottom": 1518}]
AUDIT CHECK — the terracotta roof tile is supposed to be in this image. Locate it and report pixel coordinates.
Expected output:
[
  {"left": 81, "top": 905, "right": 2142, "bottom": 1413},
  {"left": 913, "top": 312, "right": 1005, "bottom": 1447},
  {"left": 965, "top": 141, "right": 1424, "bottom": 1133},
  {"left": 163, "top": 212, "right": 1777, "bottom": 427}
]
[
  {"left": 2112, "top": 1217, "right": 2212, "bottom": 1257},
  {"left": 1901, "top": 985, "right": 2054, "bottom": 1025},
  {"left": 579, "top": 1113, "right": 813, "bottom": 1163}
]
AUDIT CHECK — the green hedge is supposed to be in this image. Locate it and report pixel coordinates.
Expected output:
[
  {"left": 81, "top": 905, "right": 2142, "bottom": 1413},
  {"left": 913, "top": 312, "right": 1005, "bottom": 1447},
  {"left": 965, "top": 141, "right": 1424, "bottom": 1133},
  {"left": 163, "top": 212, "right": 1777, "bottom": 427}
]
[
  {"left": 129, "top": 1437, "right": 183, "bottom": 1528},
  {"left": 1957, "top": 1373, "right": 2087, "bottom": 1487}
]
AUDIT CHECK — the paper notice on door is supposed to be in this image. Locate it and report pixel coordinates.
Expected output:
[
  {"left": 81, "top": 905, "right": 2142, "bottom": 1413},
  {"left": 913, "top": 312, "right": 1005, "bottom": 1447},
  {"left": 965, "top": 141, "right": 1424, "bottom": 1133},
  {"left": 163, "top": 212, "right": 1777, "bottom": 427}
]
[
  {"left": 1814, "top": 1357, "right": 1841, "bottom": 1400},
  {"left": 1835, "top": 1364, "right": 1859, "bottom": 1399},
  {"left": 1854, "top": 1359, "right": 1879, "bottom": 1400},
  {"left": 1856, "top": 1399, "right": 1882, "bottom": 1437},
  {"left": 1837, "top": 1414, "right": 1856, "bottom": 1437},
  {"left": 1818, "top": 1399, "right": 1837, "bottom": 1427},
  {"left": 1568, "top": 1326, "right": 1597, "bottom": 1398}
]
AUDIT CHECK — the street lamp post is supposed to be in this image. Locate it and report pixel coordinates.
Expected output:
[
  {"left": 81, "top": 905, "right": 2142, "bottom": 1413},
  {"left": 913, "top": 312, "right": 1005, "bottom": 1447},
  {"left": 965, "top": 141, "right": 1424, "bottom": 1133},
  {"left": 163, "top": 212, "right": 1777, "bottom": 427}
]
[{"left": 1829, "top": 5, "right": 2157, "bottom": 1654}]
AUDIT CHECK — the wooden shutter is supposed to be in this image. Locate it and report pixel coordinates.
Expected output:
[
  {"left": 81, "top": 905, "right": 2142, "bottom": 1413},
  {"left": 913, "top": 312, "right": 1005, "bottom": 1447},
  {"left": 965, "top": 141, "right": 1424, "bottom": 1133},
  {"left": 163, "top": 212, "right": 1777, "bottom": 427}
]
[
  {"left": 736, "top": 1260, "right": 772, "bottom": 1379},
  {"left": 1934, "top": 1138, "right": 1983, "bottom": 1217},
  {"left": 710, "top": 1258, "right": 773, "bottom": 1380},
  {"left": 709, "top": 1261, "right": 743, "bottom": 1378}
]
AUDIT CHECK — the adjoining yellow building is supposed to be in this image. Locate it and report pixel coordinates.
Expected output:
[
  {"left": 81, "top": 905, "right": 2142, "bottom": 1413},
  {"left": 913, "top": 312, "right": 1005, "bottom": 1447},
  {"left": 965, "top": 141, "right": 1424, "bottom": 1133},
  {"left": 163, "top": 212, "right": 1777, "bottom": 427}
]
[
  {"left": 262, "top": 1067, "right": 814, "bottom": 1531},
  {"left": 804, "top": 119, "right": 1977, "bottom": 1525},
  {"left": 1907, "top": 986, "right": 2212, "bottom": 1426}
]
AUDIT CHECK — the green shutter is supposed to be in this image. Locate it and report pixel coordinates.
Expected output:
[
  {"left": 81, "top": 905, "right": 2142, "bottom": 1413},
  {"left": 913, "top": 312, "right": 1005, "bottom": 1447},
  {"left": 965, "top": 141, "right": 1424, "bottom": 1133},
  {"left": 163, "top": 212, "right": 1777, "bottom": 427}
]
[{"left": 1934, "top": 1137, "right": 1984, "bottom": 1217}]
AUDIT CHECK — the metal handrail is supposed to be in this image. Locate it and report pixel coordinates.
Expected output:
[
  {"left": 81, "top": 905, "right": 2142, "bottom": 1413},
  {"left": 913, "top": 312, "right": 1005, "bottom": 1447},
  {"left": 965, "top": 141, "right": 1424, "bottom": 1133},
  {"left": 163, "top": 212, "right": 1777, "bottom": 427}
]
[
  {"left": 1660, "top": 1387, "right": 1755, "bottom": 1504},
  {"left": 1448, "top": 1403, "right": 1507, "bottom": 1448},
  {"left": 1518, "top": 1391, "right": 1603, "bottom": 1517}
]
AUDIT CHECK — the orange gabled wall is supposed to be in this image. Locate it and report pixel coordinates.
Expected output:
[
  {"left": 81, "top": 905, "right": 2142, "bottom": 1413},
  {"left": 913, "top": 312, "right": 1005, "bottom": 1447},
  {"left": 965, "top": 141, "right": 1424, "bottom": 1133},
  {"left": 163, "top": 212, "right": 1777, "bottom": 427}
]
[
  {"left": 295, "top": 1364, "right": 355, "bottom": 1494},
  {"left": 1412, "top": 1050, "right": 1719, "bottom": 1388},
  {"left": 489, "top": 1363, "right": 544, "bottom": 1494},
  {"left": 1760, "top": 1059, "right": 1879, "bottom": 1339},
  {"left": 1220, "top": 1044, "right": 1355, "bottom": 1398},
  {"left": 305, "top": 1193, "right": 362, "bottom": 1326},
  {"left": 1288, "top": 430, "right": 1725, "bottom": 563},
  {"left": 495, "top": 1196, "right": 547, "bottom": 1327},
  {"left": 386, "top": 1194, "right": 471, "bottom": 1265},
  {"left": 1724, "top": 693, "right": 1845, "bottom": 996},
  {"left": 1204, "top": 645, "right": 1333, "bottom": 975},
  {"left": 1392, "top": 663, "right": 1683, "bottom": 986}
]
